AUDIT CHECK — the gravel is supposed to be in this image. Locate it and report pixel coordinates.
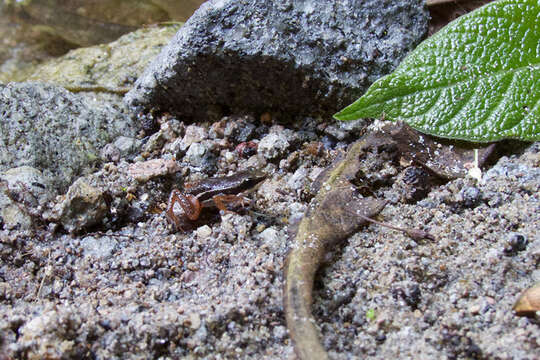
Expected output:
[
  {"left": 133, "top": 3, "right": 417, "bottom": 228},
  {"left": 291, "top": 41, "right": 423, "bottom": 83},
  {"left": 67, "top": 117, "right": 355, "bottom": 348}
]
[{"left": 0, "top": 113, "right": 538, "bottom": 359}]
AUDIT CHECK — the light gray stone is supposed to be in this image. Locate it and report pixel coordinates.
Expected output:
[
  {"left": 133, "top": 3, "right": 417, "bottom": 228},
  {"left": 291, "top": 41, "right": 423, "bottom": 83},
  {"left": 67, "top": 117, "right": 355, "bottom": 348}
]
[
  {"left": 81, "top": 236, "right": 118, "bottom": 260},
  {"left": 0, "top": 166, "right": 53, "bottom": 230},
  {"left": 259, "top": 132, "right": 291, "bottom": 160},
  {"left": 52, "top": 177, "right": 108, "bottom": 233},
  {"left": 0, "top": 82, "right": 136, "bottom": 192}
]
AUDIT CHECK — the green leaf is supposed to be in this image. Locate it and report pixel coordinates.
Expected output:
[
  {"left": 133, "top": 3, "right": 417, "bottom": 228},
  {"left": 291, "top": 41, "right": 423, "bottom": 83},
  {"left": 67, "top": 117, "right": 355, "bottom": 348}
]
[{"left": 335, "top": 0, "right": 540, "bottom": 142}]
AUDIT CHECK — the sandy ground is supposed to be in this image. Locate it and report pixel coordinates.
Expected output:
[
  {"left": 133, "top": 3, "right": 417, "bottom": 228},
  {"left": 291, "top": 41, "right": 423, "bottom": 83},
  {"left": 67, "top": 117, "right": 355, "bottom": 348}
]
[{"left": 0, "top": 115, "right": 538, "bottom": 359}]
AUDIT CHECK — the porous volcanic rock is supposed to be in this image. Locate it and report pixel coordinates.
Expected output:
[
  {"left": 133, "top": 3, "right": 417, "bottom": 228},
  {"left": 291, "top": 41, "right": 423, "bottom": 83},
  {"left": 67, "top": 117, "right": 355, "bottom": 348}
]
[{"left": 125, "top": 0, "right": 428, "bottom": 121}]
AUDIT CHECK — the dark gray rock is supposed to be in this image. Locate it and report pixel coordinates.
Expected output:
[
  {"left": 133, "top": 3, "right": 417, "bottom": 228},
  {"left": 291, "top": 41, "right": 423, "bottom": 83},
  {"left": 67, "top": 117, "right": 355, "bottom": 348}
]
[
  {"left": 125, "top": 0, "right": 428, "bottom": 121},
  {"left": 0, "top": 82, "right": 136, "bottom": 192}
]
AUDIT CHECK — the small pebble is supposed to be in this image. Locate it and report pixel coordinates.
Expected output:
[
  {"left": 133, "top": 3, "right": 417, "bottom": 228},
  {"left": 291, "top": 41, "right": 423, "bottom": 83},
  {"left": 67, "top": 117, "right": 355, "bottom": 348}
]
[
  {"left": 503, "top": 233, "right": 528, "bottom": 255},
  {"left": 196, "top": 225, "right": 213, "bottom": 239}
]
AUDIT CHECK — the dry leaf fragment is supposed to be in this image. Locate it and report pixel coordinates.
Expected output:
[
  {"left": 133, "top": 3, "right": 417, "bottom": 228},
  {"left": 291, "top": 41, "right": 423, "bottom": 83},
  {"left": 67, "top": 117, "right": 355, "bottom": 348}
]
[{"left": 513, "top": 283, "right": 540, "bottom": 316}]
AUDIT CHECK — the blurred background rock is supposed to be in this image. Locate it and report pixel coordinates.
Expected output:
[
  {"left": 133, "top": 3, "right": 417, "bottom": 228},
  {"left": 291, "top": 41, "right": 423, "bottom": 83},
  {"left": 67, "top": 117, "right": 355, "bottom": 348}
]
[{"left": 0, "top": 0, "right": 205, "bottom": 82}]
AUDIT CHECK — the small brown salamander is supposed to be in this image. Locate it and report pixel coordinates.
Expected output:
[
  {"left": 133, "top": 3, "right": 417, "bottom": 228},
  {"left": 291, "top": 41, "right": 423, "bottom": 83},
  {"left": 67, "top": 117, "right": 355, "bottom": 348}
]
[
  {"left": 284, "top": 134, "right": 388, "bottom": 360},
  {"left": 166, "top": 169, "right": 266, "bottom": 230}
]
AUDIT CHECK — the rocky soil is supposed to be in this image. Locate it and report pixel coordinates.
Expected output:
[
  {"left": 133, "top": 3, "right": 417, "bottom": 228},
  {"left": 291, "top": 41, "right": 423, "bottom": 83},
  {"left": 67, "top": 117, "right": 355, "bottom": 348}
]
[
  {"left": 0, "top": 1, "right": 538, "bottom": 359},
  {"left": 1, "top": 113, "right": 538, "bottom": 359}
]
